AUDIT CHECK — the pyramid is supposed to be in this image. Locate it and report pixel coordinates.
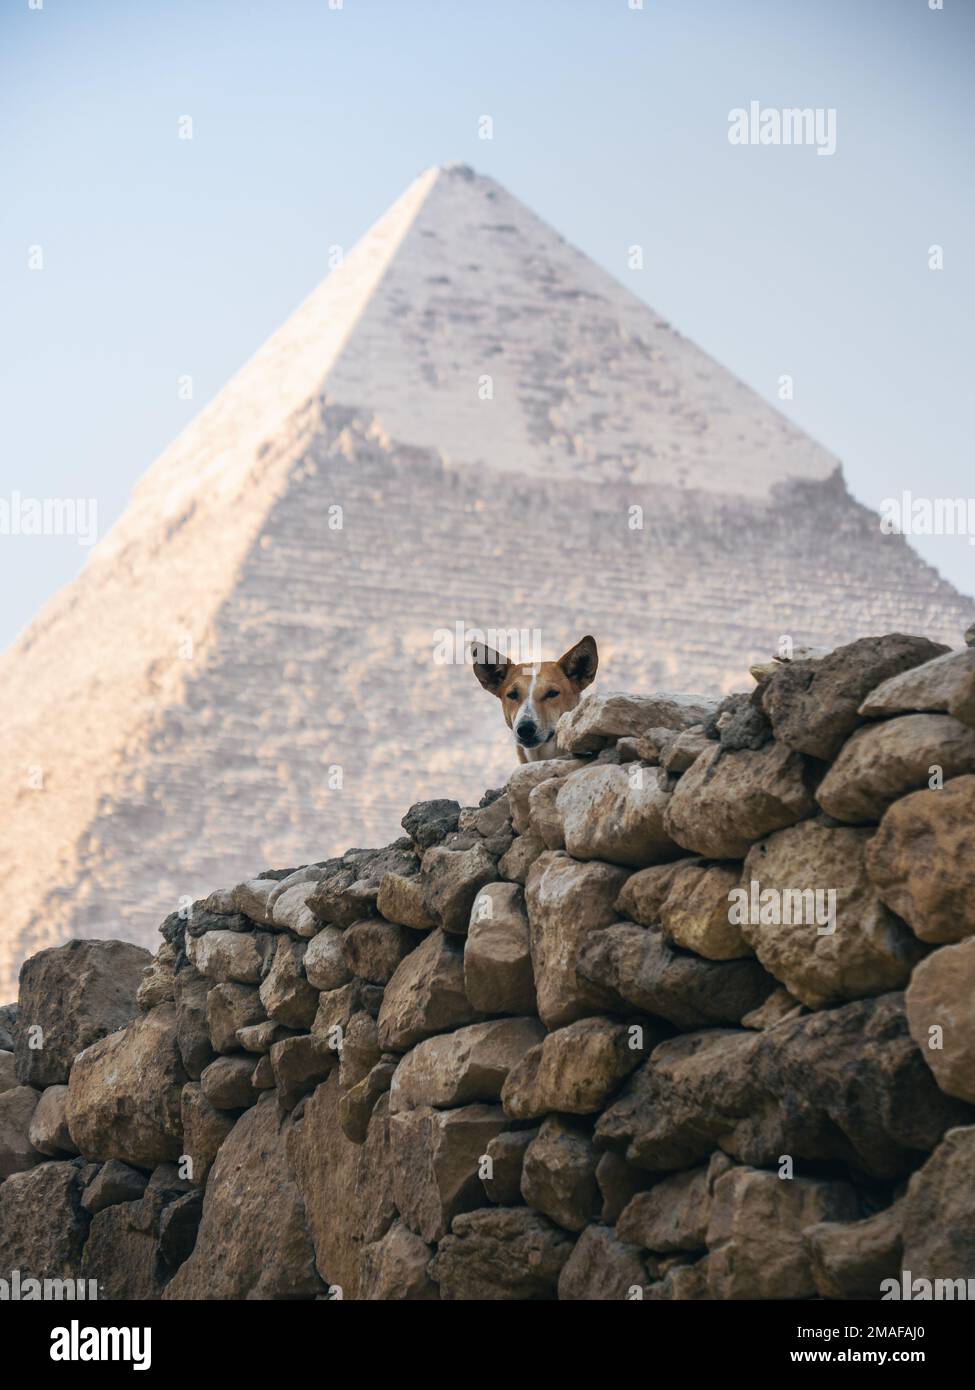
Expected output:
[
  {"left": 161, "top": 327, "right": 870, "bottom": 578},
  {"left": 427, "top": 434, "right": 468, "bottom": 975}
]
[{"left": 0, "top": 162, "right": 970, "bottom": 995}]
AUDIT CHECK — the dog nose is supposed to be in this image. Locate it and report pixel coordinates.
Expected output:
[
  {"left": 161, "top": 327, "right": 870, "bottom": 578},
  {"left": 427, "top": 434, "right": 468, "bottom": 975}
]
[{"left": 517, "top": 720, "right": 537, "bottom": 743}]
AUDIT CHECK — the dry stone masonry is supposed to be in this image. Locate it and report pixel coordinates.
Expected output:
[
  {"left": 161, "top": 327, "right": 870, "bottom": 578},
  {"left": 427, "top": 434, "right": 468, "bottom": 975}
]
[
  {"left": 2, "top": 629, "right": 975, "bottom": 1300},
  {"left": 1, "top": 163, "right": 972, "bottom": 1001}
]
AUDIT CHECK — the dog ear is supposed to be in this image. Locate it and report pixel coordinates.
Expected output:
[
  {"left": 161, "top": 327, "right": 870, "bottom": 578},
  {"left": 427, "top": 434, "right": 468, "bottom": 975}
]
[
  {"left": 559, "top": 635, "right": 598, "bottom": 690},
  {"left": 471, "top": 643, "right": 511, "bottom": 696}
]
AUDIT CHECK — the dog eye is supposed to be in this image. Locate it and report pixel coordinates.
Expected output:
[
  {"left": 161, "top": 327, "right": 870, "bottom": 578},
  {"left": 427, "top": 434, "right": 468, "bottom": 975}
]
[
  {"left": 542, "top": 689, "right": 560, "bottom": 700},
  {"left": 506, "top": 690, "right": 520, "bottom": 700}
]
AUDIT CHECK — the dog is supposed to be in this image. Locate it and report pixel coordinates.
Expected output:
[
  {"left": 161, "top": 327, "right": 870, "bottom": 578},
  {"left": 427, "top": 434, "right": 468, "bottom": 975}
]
[{"left": 472, "top": 635, "right": 598, "bottom": 762}]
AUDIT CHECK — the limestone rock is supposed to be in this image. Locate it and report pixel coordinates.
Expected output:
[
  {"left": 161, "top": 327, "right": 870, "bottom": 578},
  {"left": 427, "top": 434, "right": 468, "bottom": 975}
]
[
  {"left": 0, "top": 1049, "right": 15, "bottom": 1093},
  {"left": 901, "top": 1125, "right": 975, "bottom": 1282},
  {"left": 498, "top": 827, "right": 546, "bottom": 884},
  {"left": 187, "top": 928, "right": 274, "bottom": 985},
  {"left": 206, "top": 982, "right": 266, "bottom": 1053},
  {"left": 741, "top": 821, "right": 924, "bottom": 1008},
  {"left": 465, "top": 883, "right": 535, "bottom": 1015},
  {"left": 66, "top": 1004, "right": 187, "bottom": 1168},
  {"left": 420, "top": 843, "right": 498, "bottom": 935},
  {"left": 194, "top": 890, "right": 246, "bottom": 925},
  {"left": 28, "top": 1083, "right": 76, "bottom": 1156},
  {"left": 506, "top": 759, "right": 583, "bottom": 833},
  {"left": 664, "top": 742, "right": 817, "bottom": 860},
  {"left": 525, "top": 851, "right": 630, "bottom": 1029},
  {"left": 740, "top": 986, "right": 806, "bottom": 1030},
  {"left": 235, "top": 1020, "right": 295, "bottom": 1052},
  {"left": 137, "top": 941, "right": 177, "bottom": 1011},
  {"left": 644, "top": 1252, "right": 710, "bottom": 1291},
  {"left": 557, "top": 691, "right": 716, "bottom": 756},
  {"left": 233, "top": 877, "right": 279, "bottom": 925},
  {"left": 339, "top": 1057, "right": 397, "bottom": 1143},
  {"left": 337, "top": 1010, "right": 381, "bottom": 1092},
  {"left": 617, "top": 859, "right": 750, "bottom": 960},
  {"left": 865, "top": 776, "right": 975, "bottom": 943},
  {"left": 269, "top": 880, "right": 319, "bottom": 938},
  {"left": 859, "top": 647, "right": 975, "bottom": 718},
  {"left": 259, "top": 936, "right": 319, "bottom": 1028},
  {"left": 557, "top": 1223, "right": 648, "bottom": 1301},
  {"left": 173, "top": 967, "right": 215, "bottom": 1080},
  {"left": 596, "top": 994, "right": 968, "bottom": 1178},
  {"left": 0, "top": 1084, "right": 41, "bottom": 1180},
  {"left": 179, "top": 1083, "right": 236, "bottom": 1186},
  {"left": 556, "top": 764, "right": 683, "bottom": 869},
  {"left": 200, "top": 1055, "right": 256, "bottom": 1110},
  {"left": 270, "top": 1033, "right": 338, "bottom": 1111},
  {"left": 390, "top": 1103, "right": 508, "bottom": 1243},
  {"left": 596, "top": 1151, "right": 655, "bottom": 1223},
  {"left": 0, "top": 1161, "right": 89, "bottom": 1282},
  {"left": 617, "top": 1162, "right": 716, "bottom": 1252},
  {"left": 630, "top": 728, "right": 676, "bottom": 762},
  {"left": 343, "top": 918, "right": 413, "bottom": 984},
  {"left": 527, "top": 777, "right": 566, "bottom": 850},
  {"left": 376, "top": 872, "right": 436, "bottom": 930},
  {"left": 906, "top": 937, "right": 975, "bottom": 1103},
  {"left": 706, "top": 1166, "right": 859, "bottom": 1299},
  {"left": 378, "top": 930, "right": 478, "bottom": 1052},
  {"left": 359, "top": 1219, "right": 440, "bottom": 1301},
  {"left": 81, "top": 1158, "right": 149, "bottom": 1214},
  {"left": 707, "top": 689, "right": 774, "bottom": 752},
  {"left": 458, "top": 791, "right": 513, "bottom": 850},
  {"left": 401, "top": 799, "right": 461, "bottom": 850},
  {"left": 761, "top": 633, "right": 949, "bottom": 760},
  {"left": 289, "top": 1076, "right": 398, "bottom": 1299},
  {"left": 157, "top": 1188, "right": 204, "bottom": 1273},
  {"left": 577, "top": 923, "right": 775, "bottom": 1029},
  {"left": 251, "top": 1054, "right": 274, "bottom": 1089},
  {"left": 300, "top": 925, "right": 350, "bottom": 991},
  {"left": 430, "top": 1206, "right": 574, "bottom": 1300},
  {"left": 312, "top": 979, "right": 384, "bottom": 1044},
  {"left": 501, "top": 1016, "right": 649, "bottom": 1120},
  {"left": 520, "top": 1115, "right": 599, "bottom": 1232},
  {"left": 662, "top": 725, "right": 710, "bottom": 773},
  {"left": 14, "top": 938, "right": 152, "bottom": 1087},
  {"left": 163, "top": 1093, "right": 322, "bottom": 1300},
  {"left": 483, "top": 1128, "right": 537, "bottom": 1205},
  {"left": 310, "top": 842, "right": 420, "bottom": 929},
  {"left": 309, "top": 863, "right": 381, "bottom": 930},
  {"left": 389, "top": 1017, "right": 545, "bottom": 1112},
  {"left": 0, "top": 1004, "right": 16, "bottom": 1052},
  {"left": 817, "top": 713, "right": 975, "bottom": 823},
  {"left": 804, "top": 1200, "right": 903, "bottom": 1299}
]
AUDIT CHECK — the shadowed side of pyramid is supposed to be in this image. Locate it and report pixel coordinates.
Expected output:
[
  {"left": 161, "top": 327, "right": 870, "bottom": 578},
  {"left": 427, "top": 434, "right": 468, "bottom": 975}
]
[{"left": 0, "top": 165, "right": 971, "bottom": 995}]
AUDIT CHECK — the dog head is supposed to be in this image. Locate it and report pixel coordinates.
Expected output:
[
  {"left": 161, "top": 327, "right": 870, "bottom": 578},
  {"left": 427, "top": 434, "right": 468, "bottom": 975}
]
[{"left": 472, "top": 635, "right": 598, "bottom": 754}]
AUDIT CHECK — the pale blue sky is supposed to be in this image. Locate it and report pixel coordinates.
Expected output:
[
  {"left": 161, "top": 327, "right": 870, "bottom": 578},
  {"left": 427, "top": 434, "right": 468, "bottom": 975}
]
[{"left": 2, "top": 0, "right": 973, "bottom": 650}]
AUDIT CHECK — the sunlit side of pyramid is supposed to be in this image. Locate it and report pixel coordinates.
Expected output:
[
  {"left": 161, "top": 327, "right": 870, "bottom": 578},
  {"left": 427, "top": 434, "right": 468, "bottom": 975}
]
[{"left": 0, "top": 163, "right": 970, "bottom": 995}]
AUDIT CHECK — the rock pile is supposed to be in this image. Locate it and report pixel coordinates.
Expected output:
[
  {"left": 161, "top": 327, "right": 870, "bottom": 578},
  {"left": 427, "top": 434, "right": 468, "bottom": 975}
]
[{"left": 2, "top": 630, "right": 975, "bottom": 1300}]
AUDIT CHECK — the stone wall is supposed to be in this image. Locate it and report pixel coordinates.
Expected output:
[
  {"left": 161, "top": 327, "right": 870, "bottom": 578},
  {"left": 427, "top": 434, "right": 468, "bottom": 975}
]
[{"left": 2, "top": 629, "right": 975, "bottom": 1301}]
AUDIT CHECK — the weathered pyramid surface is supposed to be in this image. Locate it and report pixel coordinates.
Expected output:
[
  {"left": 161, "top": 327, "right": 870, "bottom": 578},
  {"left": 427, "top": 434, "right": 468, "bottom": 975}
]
[{"left": 0, "top": 163, "right": 970, "bottom": 995}]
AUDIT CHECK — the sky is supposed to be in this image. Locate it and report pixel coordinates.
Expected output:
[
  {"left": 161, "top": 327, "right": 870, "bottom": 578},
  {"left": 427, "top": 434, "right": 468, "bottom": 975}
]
[{"left": 1, "top": 0, "right": 973, "bottom": 651}]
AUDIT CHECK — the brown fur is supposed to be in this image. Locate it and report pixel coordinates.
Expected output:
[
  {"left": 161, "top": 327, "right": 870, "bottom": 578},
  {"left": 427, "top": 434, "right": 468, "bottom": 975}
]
[{"left": 473, "top": 635, "right": 598, "bottom": 762}]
